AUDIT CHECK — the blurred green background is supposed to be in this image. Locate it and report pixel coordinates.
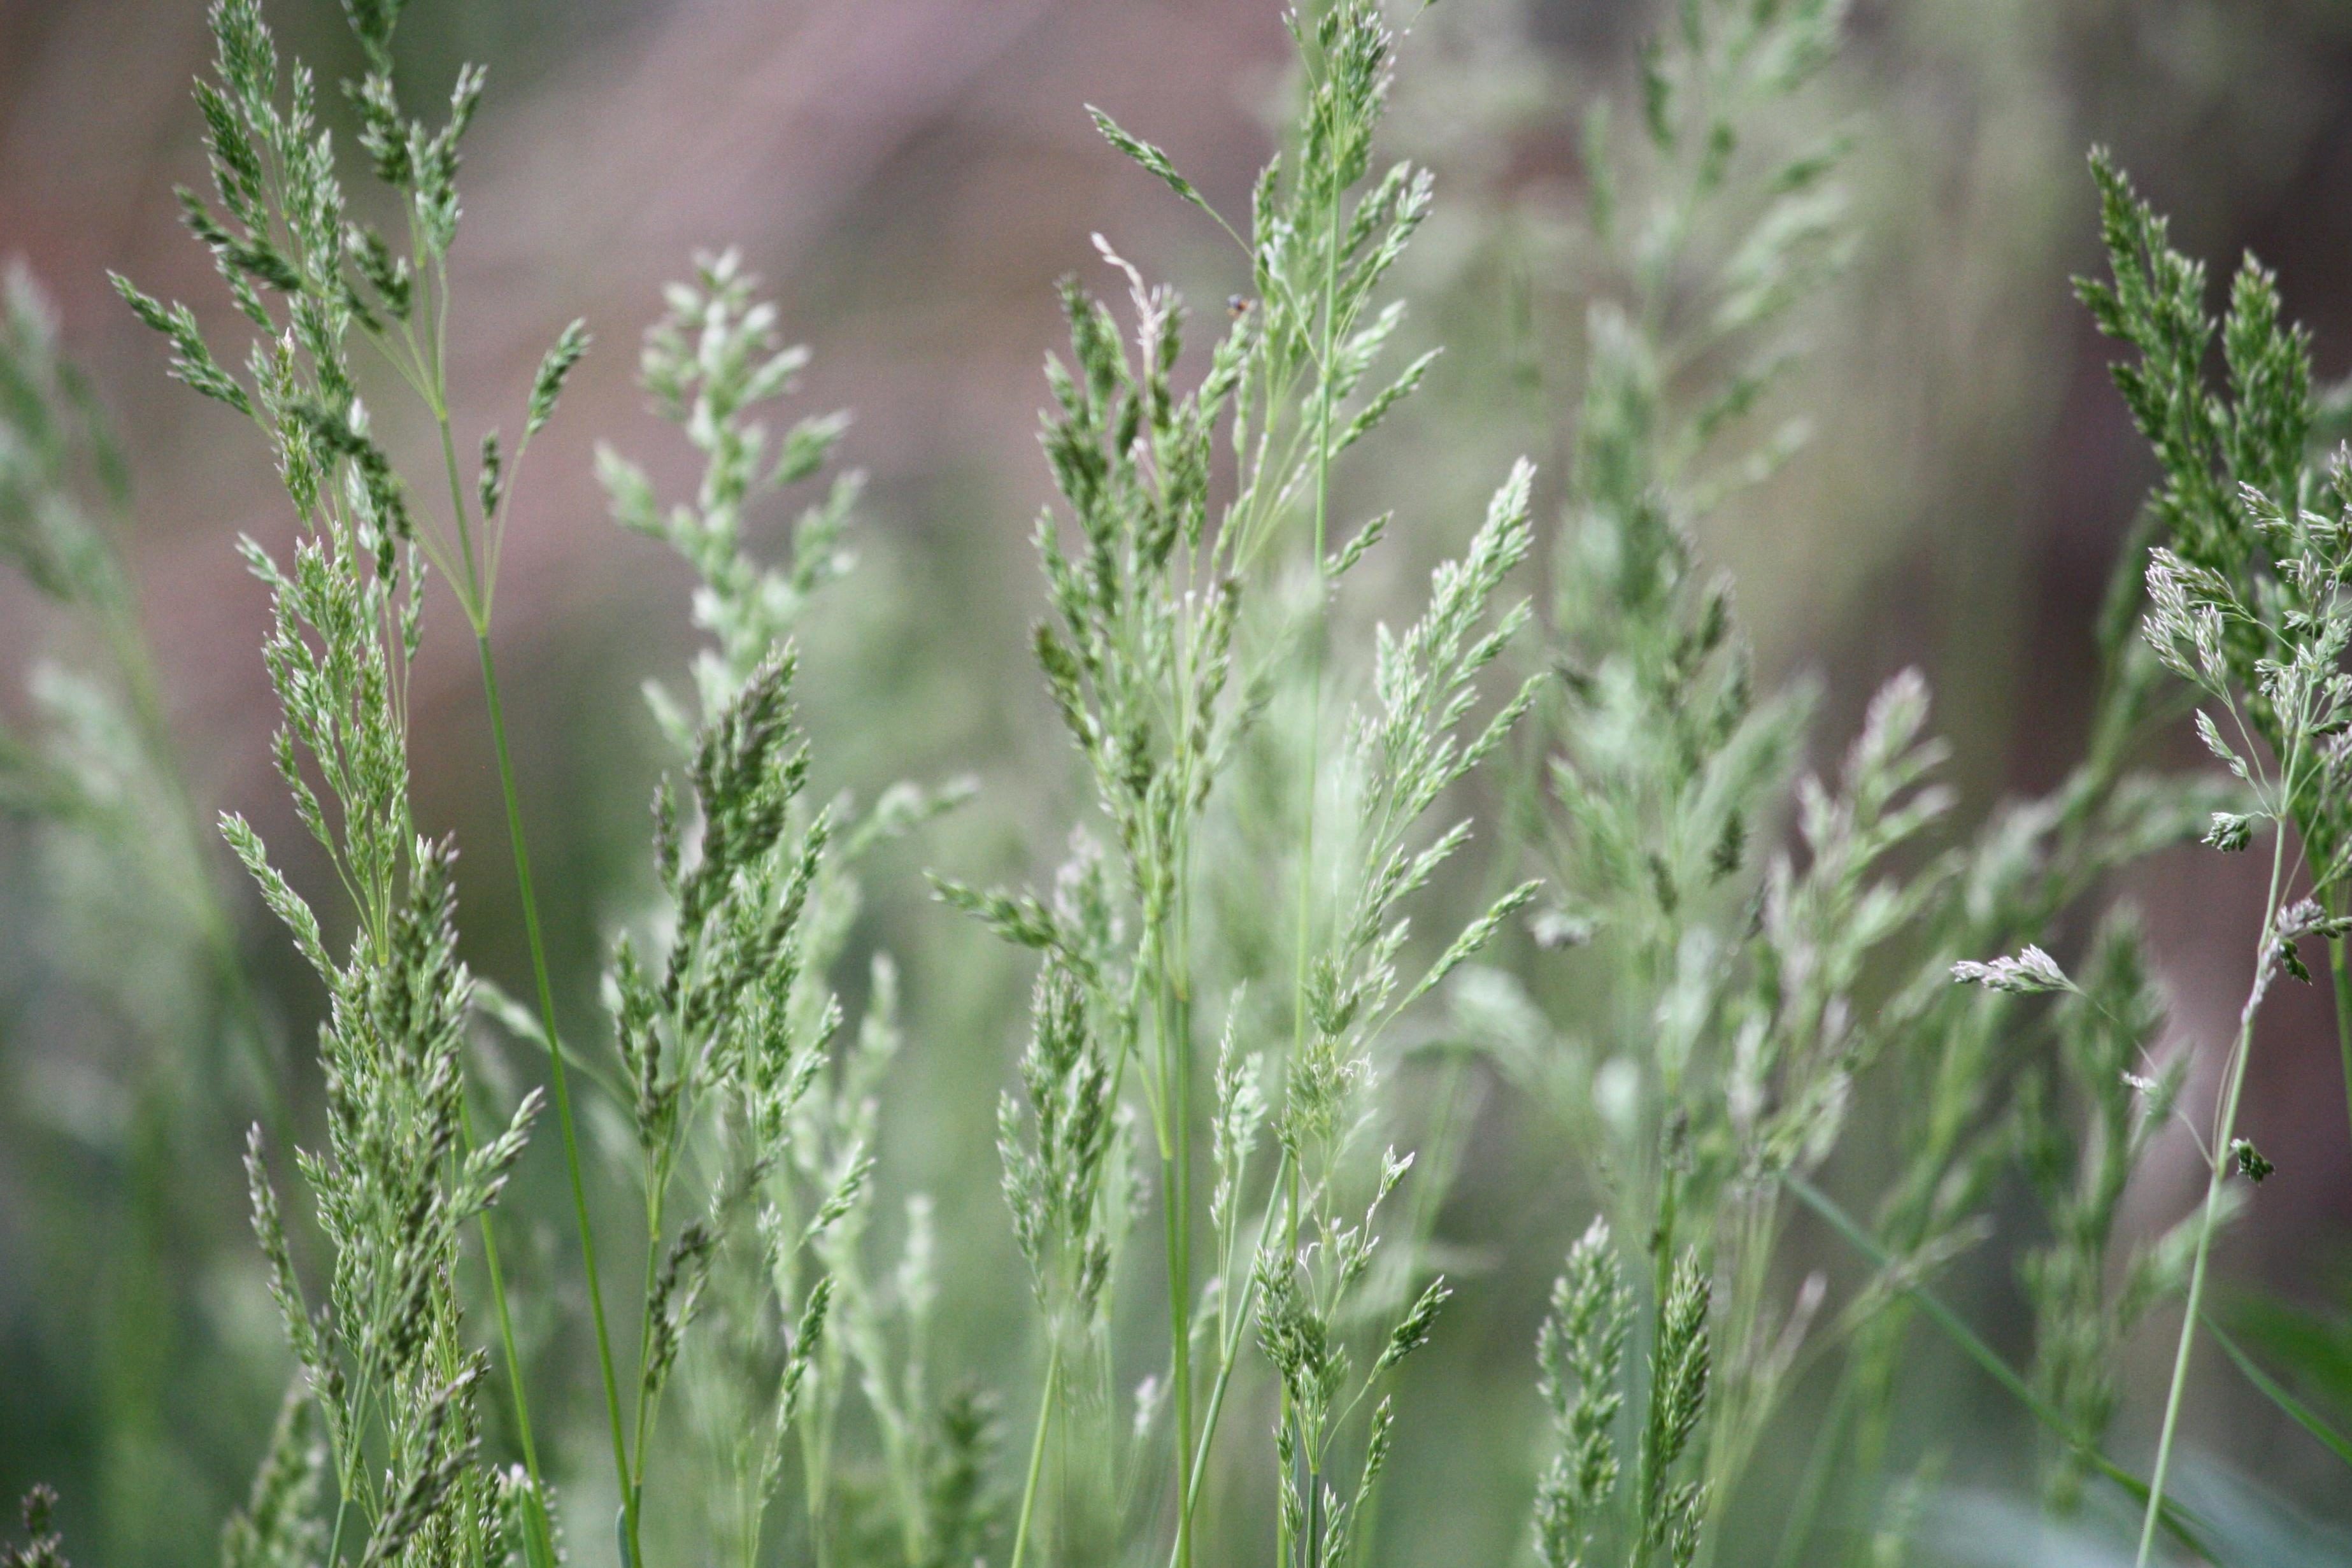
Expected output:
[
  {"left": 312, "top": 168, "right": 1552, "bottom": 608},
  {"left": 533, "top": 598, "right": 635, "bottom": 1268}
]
[{"left": 4, "top": 0, "right": 2352, "bottom": 1561}]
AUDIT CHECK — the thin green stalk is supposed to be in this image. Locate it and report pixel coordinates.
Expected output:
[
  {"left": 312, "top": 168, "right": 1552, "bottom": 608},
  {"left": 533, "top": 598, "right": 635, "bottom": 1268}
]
[
  {"left": 325, "top": 1488, "right": 352, "bottom": 1568},
  {"left": 1302, "top": 1448, "right": 1325, "bottom": 1568},
  {"left": 438, "top": 414, "right": 487, "bottom": 612},
  {"left": 323, "top": 1356, "right": 388, "bottom": 1568},
  {"left": 2204, "top": 1313, "right": 2352, "bottom": 1469},
  {"left": 2135, "top": 810, "right": 2293, "bottom": 1567},
  {"left": 1783, "top": 1174, "right": 2216, "bottom": 1562},
  {"left": 1164, "top": 945, "right": 1197, "bottom": 1568},
  {"left": 2328, "top": 895, "right": 2352, "bottom": 1150},
  {"left": 457, "top": 1088, "right": 556, "bottom": 1561},
  {"left": 629, "top": 1219, "right": 663, "bottom": 1497},
  {"left": 629, "top": 1134, "right": 683, "bottom": 1512},
  {"left": 1055, "top": 1356, "right": 1073, "bottom": 1561},
  {"left": 473, "top": 631, "right": 639, "bottom": 1558},
  {"left": 1343, "top": 1055, "right": 1472, "bottom": 1568},
  {"left": 1176, "top": 1144, "right": 1294, "bottom": 1562},
  {"left": 1278, "top": 117, "right": 1349, "bottom": 1568},
  {"left": 418, "top": 318, "right": 636, "bottom": 1554},
  {"left": 1274, "top": 1155, "right": 1304, "bottom": 1568},
  {"left": 1010, "top": 1338, "right": 1064, "bottom": 1568},
  {"left": 802, "top": 1348, "right": 839, "bottom": 1568},
  {"left": 1768, "top": 1365, "right": 1855, "bottom": 1568},
  {"left": 1148, "top": 765, "right": 1199, "bottom": 1568}
]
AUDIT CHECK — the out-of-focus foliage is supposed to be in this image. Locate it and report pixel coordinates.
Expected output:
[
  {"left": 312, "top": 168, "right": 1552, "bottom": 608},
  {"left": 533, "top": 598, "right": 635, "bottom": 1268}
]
[{"left": 3, "top": 1, "right": 2352, "bottom": 1566}]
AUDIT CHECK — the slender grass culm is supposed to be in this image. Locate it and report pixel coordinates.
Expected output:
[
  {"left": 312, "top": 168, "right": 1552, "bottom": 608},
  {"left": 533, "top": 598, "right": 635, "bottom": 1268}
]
[
  {"left": 2065, "top": 153, "right": 2352, "bottom": 1567},
  {"left": 8, "top": 0, "right": 2351, "bottom": 1565}
]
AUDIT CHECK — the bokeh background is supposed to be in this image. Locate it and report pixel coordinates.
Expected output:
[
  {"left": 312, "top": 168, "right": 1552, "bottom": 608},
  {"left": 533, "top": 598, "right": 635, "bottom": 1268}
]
[{"left": 5, "top": 0, "right": 2352, "bottom": 1562}]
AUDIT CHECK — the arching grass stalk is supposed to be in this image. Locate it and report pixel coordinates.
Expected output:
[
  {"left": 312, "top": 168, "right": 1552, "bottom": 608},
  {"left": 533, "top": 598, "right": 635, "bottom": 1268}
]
[
  {"left": 1164, "top": 842, "right": 1199, "bottom": 1568},
  {"left": 2097, "top": 474, "right": 2352, "bottom": 1567},
  {"left": 473, "top": 617, "right": 634, "bottom": 1547},
  {"left": 385, "top": 297, "right": 592, "bottom": 1567}
]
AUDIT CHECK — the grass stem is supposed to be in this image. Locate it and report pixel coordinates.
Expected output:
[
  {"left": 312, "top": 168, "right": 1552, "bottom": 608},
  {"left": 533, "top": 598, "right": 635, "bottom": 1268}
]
[
  {"left": 473, "top": 630, "right": 639, "bottom": 1560},
  {"left": 1174, "top": 1144, "right": 1294, "bottom": 1562},
  {"left": 2327, "top": 900, "right": 2352, "bottom": 1151},
  {"left": 1784, "top": 1174, "right": 2217, "bottom": 1562},
  {"left": 1275, "top": 105, "right": 1348, "bottom": 1568},
  {"left": 1009, "top": 1337, "right": 1063, "bottom": 1568},
  {"left": 2134, "top": 810, "right": 2292, "bottom": 1567}
]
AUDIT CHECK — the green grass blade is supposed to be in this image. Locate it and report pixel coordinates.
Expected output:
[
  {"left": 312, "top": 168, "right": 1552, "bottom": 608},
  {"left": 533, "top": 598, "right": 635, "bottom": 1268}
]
[
  {"left": 2206, "top": 1315, "right": 2352, "bottom": 1471},
  {"left": 1785, "top": 1173, "right": 2225, "bottom": 1564}
]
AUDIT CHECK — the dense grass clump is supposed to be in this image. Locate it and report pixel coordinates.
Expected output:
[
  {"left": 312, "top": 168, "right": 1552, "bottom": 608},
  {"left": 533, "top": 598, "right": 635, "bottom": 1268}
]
[{"left": 4, "top": 1, "right": 2352, "bottom": 1565}]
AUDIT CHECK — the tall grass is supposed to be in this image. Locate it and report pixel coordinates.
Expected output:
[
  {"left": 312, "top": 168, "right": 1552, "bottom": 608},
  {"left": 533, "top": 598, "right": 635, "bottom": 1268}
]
[{"left": 2, "top": 0, "right": 2349, "bottom": 1565}]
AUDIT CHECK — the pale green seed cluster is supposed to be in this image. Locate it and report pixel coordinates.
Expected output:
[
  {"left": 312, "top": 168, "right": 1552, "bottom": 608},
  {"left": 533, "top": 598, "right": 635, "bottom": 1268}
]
[{"left": 599, "top": 249, "right": 860, "bottom": 736}]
